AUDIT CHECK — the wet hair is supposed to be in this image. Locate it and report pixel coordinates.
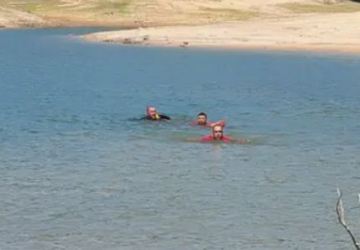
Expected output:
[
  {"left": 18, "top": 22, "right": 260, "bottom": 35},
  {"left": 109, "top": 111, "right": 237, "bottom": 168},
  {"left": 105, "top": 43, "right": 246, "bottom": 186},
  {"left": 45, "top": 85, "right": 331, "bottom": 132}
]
[{"left": 197, "top": 112, "right": 207, "bottom": 118}]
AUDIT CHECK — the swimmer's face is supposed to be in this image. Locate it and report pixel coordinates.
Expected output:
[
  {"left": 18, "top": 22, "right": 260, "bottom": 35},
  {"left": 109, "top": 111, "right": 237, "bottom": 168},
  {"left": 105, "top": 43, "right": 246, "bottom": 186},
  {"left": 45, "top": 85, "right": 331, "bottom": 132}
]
[
  {"left": 197, "top": 115, "right": 207, "bottom": 125},
  {"left": 212, "top": 125, "right": 224, "bottom": 140},
  {"left": 148, "top": 107, "right": 158, "bottom": 118}
]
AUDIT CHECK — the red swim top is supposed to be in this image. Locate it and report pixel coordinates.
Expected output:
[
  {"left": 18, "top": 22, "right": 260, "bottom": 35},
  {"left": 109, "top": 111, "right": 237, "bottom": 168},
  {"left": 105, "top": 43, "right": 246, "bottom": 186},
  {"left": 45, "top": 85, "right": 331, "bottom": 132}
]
[{"left": 200, "top": 134, "right": 232, "bottom": 143}]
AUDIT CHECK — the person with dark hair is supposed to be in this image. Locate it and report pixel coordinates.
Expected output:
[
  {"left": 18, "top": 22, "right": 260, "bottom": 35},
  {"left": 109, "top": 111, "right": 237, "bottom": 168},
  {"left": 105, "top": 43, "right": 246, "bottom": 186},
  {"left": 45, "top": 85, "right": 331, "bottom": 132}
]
[
  {"left": 192, "top": 112, "right": 226, "bottom": 128},
  {"left": 142, "top": 106, "right": 171, "bottom": 121},
  {"left": 194, "top": 112, "right": 208, "bottom": 126}
]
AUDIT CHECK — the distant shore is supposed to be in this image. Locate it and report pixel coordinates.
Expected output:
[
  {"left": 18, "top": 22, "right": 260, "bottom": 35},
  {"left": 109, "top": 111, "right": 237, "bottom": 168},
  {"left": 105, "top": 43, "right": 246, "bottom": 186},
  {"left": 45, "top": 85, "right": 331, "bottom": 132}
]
[
  {"left": 82, "top": 12, "right": 360, "bottom": 54},
  {"left": 1, "top": 1, "right": 360, "bottom": 54}
]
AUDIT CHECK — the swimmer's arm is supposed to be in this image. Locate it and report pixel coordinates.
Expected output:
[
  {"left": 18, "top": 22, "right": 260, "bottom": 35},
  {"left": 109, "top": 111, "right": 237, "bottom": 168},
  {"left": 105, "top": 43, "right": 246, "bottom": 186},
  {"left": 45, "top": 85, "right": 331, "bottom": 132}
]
[
  {"left": 160, "top": 114, "right": 171, "bottom": 120},
  {"left": 140, "top": 116, "right": 148, "bottom": 120},
  {"left": 139, "top": 115, "right": 155, "bottom": 120}
]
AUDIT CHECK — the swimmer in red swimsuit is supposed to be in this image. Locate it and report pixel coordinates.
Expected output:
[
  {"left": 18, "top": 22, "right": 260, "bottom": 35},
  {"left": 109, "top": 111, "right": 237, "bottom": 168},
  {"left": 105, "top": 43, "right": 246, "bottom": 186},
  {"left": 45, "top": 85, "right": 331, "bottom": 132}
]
[{"left": 201, "top": 124, "right": 233, "bottom": 143}]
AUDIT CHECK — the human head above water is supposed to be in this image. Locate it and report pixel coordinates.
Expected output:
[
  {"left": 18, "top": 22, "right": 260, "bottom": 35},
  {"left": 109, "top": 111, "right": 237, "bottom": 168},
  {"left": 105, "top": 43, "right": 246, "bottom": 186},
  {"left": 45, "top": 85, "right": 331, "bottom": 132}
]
[
  {"left": 211, "top": 124, "right": 224, "bottom": 140},
  {"left": 146, "top": 106, "right": 159, "bottom": 119},
  {"left": 196, "top": 112, "right": 208, "bottom": 125}
]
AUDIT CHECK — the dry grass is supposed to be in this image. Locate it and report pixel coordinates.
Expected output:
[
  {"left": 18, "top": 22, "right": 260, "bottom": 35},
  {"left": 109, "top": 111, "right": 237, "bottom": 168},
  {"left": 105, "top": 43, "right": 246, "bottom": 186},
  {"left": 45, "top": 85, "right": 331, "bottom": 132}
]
[
  {"left": 197, "top": 7, "right": 258, "bottom": 21},
  {"left": 80, "top": 1, "right": 131, "bottom": 14},
  {"left": 1, "top": 0, "right": 64, "bottom": 13},
  {"left": 279, "top": 1, "right": 360, "bottom": 13},
  {"left": 0, "top": 0, "right": 135, "bottom": 25},
  {"left": 0, "top": 0, "right": 131, "bottom": 14},
  {"left": 0, "top": 0, "right": 260, "bottom": 26}
]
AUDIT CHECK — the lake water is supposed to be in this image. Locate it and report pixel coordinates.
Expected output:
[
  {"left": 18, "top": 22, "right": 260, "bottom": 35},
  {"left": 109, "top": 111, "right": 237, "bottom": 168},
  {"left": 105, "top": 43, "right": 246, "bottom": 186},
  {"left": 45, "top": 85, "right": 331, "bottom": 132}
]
[{"left": 1, "top": 28, "right": 360, "bottom": 250}]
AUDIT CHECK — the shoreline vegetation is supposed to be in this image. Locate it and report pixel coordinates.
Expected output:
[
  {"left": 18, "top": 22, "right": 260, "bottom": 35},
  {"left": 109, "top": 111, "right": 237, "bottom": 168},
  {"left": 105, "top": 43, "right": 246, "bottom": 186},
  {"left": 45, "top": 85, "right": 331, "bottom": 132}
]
[{"left": 1, "top": 0, "right": 360, "bottom": 53}]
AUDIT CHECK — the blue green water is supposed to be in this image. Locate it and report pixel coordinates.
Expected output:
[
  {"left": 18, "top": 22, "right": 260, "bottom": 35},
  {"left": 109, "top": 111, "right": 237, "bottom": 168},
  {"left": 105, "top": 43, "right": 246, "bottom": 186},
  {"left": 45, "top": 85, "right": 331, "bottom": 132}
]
[{"left": 1, "top": 28, "right": 360, "bottom": 249}]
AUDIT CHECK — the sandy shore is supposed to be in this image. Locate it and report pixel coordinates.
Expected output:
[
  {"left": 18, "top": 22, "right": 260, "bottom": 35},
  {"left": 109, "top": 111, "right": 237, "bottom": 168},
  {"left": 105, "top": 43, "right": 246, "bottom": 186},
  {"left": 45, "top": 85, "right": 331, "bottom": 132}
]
[
  {"left": 83, "top": 11, "right": 360, "bottom": 53},
  {"left": 1, "top": 0, "right": 360, "bottom": 53}
]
